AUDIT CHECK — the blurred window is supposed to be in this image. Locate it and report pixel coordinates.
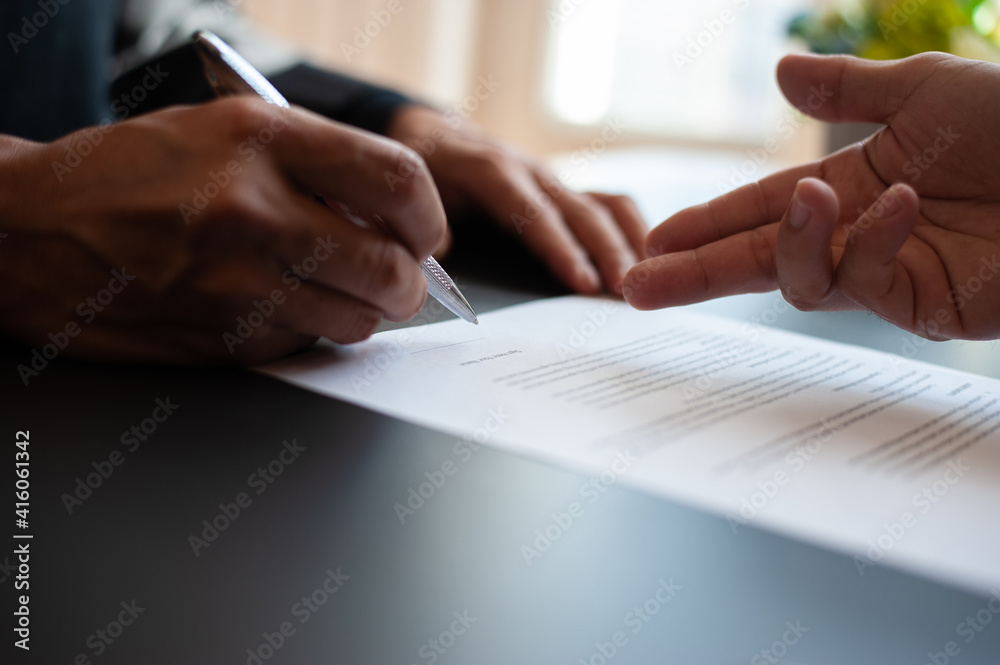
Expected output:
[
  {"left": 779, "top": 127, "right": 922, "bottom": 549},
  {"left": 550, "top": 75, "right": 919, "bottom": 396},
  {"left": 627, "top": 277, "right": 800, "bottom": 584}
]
[{"left": 543, "top": 0, "right": 811, "bottom": 143}]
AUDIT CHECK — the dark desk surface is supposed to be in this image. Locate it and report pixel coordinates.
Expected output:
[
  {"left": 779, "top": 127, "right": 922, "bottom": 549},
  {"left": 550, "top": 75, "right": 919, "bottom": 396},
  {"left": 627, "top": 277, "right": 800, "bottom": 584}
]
[{"left": 4, "top": 226, "right": 1000, "bottom": 665}]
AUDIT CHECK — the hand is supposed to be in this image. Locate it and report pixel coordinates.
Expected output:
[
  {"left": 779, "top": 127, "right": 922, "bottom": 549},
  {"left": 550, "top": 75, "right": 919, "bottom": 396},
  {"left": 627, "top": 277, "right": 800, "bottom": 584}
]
[
  {"left": 0, "top": 98, "right": 447, "bottom": 364},
  {"left": 623, "top": 52, "right": 1000, "bottom": 341},
  {"left": 386, "top": 105, "right": 647, "bottom": 295}
]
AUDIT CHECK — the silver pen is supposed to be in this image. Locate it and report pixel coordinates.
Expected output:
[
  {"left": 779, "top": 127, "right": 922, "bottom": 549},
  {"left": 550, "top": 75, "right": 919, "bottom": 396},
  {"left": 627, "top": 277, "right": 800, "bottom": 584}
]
[{"left": 192, "top": 30, "right": 478, "bottom": 324}]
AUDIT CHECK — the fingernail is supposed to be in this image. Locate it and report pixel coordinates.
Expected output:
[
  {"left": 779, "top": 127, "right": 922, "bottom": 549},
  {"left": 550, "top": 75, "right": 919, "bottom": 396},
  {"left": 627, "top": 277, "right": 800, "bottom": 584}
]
[
  {"left": 577, "top": 263, "right": 601, "bottom": 292},
  {"left": 610, "top": 272, "right": 625, "bottom": 295},
  {"left": 621, "top": 253, "right": 638, "bottom": 274},
  {"left": 873, "top": 185, "right": 903, "bottom": 218},
  {"left": 788, "top": 193, "right": 811, "bottom": 229}
]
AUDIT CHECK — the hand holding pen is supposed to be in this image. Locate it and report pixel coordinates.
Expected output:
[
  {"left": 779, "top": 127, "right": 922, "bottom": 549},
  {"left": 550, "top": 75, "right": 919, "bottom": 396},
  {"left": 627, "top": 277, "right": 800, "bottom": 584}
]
[{"left": 193, "top": 30, "right": 477, "bottom": 324}]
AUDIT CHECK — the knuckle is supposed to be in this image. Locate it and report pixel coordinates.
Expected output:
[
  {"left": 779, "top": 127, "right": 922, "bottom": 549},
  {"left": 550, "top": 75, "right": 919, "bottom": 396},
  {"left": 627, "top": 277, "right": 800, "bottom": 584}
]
[
  {"left": 470, "top": 144, "right": 516, "bottom": 178},
  {"left": 360, "top": 238, "right": 412, "bottom": 301},
  {"left": 746, "top": 181, "right": 770, "bottom": 226},
  {"left": 911, "top": 51, "right": 950, "bottom": 68},
  {"left": 214, "top": 97, "right": 267, "bottom": 134},
  {"left": 207, "top": 186, "right": 255, "bottom": 218},
  {"left": 215, "top": 96, "right": 286, "bottom": 136},
  {"left": 397, "top": 144, "right": 425, "bottom": 168},
  {"left": 690, "top": 249, "right": 712, "bottom": 299},
  {"left": 386, "top": 149, "right": 447, "bottom": 253},
  {"left": 390, "top": 146, "right": 430, "bottom": 195},
  {"left": 746, "top": 228, "right": 778, "bottom": 283}
]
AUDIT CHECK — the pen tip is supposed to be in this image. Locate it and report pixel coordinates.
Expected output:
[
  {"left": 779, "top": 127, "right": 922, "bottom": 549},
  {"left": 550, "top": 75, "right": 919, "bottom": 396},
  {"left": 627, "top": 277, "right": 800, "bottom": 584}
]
[{"left": 473, "top": 318, "right": 479, "bottom": 325}]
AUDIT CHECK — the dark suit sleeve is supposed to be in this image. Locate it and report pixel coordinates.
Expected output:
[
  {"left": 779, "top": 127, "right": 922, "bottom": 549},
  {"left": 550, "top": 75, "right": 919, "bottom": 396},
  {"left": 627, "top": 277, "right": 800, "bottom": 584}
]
[
  {"left": 268, "top": 63, "right": 413, "bottom": 136},
  {"left": 110, "top": 43, "right": 413, "bottom": 136}
]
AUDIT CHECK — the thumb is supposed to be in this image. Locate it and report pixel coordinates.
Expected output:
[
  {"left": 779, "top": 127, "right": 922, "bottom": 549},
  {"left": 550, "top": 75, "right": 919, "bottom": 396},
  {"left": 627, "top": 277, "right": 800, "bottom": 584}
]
[{"left": 777, "top": 52, "right": 944, "bottom": 124}]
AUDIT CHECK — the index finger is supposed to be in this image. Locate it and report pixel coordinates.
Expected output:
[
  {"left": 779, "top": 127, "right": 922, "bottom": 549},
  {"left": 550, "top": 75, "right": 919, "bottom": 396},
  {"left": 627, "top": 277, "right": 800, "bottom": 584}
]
[
  {"left": 625, "top": 223, "right": 782, "bottom": 310},
  {"left": 264, "top": 103, "right": 448, "bottom": 261},
  {"left": 645, "top": 161, "right": 822, "bottom": 257}
]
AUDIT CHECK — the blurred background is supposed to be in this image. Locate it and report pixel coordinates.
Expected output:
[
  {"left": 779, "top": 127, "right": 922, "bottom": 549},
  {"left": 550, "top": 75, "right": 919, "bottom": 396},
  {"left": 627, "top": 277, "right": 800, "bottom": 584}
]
[{"left": 242, "top": 0, "right": 1000, "bottom": 174}]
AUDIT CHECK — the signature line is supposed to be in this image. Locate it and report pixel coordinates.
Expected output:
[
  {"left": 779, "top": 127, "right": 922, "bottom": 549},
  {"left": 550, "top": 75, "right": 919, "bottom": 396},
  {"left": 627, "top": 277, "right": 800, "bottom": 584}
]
[{"left": 410, "top": 338, "right": 486, "bottom": 355}]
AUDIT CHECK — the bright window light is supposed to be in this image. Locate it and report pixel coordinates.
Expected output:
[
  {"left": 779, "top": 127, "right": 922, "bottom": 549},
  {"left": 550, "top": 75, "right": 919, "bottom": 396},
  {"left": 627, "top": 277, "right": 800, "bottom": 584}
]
[{"left": 544, "top": 0, "right": 810, "bottom": 143}]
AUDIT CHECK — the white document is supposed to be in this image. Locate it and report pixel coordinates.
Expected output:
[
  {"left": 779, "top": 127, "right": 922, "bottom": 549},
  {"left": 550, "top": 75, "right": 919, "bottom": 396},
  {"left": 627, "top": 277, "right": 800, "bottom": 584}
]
[{"left": 258, "top": 296, "right": 1000, "bottom": 593}]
